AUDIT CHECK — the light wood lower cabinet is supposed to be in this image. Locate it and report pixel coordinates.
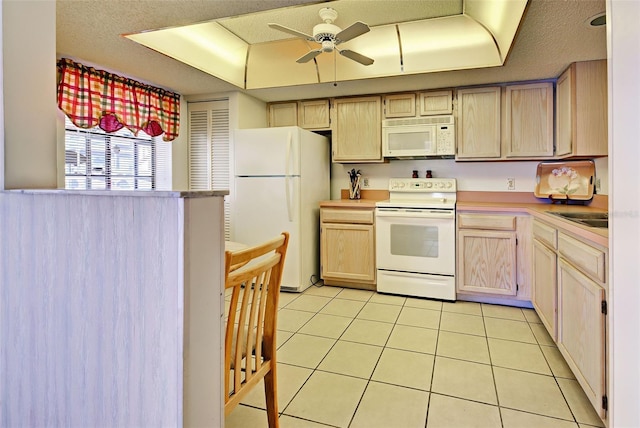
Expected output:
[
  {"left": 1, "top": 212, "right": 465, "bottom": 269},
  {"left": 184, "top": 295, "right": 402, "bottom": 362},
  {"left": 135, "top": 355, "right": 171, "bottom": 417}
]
[
  {"left": 456, "top": 212, "right": 531, "bottom": 302},
  {"left": 320, "top": 207, "right": 376, "bottom": 289},
  {"left": 532, "top": 239, "right": 558, "bottom": 339},
  {"left": 556, "top": 231, "right": 608, "bottom": 420}
]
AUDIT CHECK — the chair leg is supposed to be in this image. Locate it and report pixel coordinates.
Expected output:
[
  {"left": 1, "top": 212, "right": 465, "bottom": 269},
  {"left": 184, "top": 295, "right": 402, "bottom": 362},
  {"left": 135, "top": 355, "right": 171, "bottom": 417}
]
[{"left": 264, "top": 367, "right": 279, "bottom": 428}]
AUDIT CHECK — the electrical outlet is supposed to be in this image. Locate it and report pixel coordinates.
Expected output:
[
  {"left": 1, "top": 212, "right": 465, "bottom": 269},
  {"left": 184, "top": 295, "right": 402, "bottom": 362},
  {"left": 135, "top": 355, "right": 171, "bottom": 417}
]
[
  {"left": 362, "top": 177, "right": 370, "bottom": 188},
  {"left": 595, "top": 178, "right": 601, "bottom": 193},
  {"left": 507, "top": 178, "right": 515, "bottom": 191}
]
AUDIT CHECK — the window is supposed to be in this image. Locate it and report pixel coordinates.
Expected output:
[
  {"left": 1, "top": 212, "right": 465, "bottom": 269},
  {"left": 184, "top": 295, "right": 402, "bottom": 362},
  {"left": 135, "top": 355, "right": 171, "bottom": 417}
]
[{"left": 64, "top": 117, "right": 172, "bottom": 190}]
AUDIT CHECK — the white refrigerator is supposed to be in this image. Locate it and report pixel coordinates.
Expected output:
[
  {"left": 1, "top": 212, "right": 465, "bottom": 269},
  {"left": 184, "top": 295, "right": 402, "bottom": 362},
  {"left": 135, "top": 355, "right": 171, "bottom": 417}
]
[{"left": 232, "top": 126, "right": 330, "bottom": 292}]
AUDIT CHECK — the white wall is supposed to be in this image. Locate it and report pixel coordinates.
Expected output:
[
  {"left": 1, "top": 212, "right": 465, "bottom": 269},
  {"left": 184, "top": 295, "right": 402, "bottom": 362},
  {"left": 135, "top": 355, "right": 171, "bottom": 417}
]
[
  {"left": 0, "top": 0, "right": 4, "bottom": 190},
  {"left": 331, "top": 158, "right": 609, "bottom": 199},
  {"left": 230, "top": 91, "right": 267, "bottom": 129},
  {"left": 171, "top": 96, "right": 190, "bottom": 190},
  {"left": 608, "top": 0, "right": 640, "bottom": 426},
  {"left": 2, "top": 0, "right": 57, "bottom": 189}
]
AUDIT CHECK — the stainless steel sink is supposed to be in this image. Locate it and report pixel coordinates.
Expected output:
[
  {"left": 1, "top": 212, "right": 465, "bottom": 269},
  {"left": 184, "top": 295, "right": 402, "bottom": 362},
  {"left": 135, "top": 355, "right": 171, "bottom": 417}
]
[{"left": 547, "top": 211, "right": 608, "bottom": 228}]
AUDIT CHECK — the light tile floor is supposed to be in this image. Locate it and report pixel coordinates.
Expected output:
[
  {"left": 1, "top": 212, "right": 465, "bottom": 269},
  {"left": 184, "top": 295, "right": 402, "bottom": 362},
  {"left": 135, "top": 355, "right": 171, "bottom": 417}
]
[{"left": 225, "top": 285, "right": 604, "bottom": 428}]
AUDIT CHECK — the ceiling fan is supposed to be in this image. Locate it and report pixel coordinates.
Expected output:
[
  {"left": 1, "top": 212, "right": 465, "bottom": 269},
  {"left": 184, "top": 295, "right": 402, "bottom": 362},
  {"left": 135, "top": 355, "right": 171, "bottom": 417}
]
[{"left": 268, "top": 7, "right": 374, "bottom": 66}]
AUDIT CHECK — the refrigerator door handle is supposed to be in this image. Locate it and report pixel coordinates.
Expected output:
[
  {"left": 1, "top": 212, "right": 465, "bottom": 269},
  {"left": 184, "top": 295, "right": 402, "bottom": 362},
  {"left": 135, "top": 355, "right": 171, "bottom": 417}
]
[{"left": 285, "top": 132, "right": 293, "bottom": 221}]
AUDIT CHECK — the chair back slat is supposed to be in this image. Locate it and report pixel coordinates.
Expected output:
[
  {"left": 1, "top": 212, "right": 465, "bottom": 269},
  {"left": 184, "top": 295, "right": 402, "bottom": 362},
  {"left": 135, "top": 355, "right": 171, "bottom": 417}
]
[{"left": 223, "top": 232, "right": 289, "bottom": 428}]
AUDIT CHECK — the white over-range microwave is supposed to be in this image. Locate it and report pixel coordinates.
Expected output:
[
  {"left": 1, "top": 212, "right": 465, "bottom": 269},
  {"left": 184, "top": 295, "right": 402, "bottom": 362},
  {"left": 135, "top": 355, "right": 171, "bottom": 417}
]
[{"left": 382, "top": 115, "right": 455, "bottom": 157}]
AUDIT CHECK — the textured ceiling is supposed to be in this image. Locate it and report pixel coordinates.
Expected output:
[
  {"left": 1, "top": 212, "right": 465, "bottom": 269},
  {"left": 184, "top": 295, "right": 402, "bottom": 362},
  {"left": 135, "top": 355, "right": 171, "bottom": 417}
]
[{"left": 56, "top": 0, "right": 607, "bottom": 102}]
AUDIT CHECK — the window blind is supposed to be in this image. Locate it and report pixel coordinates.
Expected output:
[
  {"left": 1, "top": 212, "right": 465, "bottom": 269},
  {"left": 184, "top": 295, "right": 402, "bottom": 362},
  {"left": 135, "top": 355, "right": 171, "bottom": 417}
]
[{"left": 64, "top": 116, "right": 172, "bottom": 190}]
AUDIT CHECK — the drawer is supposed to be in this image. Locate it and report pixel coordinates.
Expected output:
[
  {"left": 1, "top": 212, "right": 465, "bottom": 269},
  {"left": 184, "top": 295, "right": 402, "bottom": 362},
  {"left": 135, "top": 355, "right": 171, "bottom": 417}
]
[
  {"left": 321, "top": 208, "right": 374, "bottom": 224},
  {"left": 533, "top": 220, "right": 557, "bottom": 249},
  {"left": 458, "top": 213, "right": 516, "bottom": 231},
  {"left": 558, "top": 232, "right": 606, "bottom": 283}
]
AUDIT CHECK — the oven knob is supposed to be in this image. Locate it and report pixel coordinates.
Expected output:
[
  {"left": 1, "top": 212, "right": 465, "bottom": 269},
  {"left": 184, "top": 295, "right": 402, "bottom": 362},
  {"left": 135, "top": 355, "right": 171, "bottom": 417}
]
[
  {"left": 426, "top": 182, "right": 432, "bottom": 188},
  {"left": 441, "top": 198, "right": 446, "bottom": 203},
  {"left": 446, "top": 182, "right": 452, "bottom": 188}
]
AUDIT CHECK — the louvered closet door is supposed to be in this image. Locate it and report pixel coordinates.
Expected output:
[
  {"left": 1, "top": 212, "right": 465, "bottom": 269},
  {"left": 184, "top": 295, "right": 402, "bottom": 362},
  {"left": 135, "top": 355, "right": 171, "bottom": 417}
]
[{"left": 188, "top": 99, "right": 230, "bottom": 239}]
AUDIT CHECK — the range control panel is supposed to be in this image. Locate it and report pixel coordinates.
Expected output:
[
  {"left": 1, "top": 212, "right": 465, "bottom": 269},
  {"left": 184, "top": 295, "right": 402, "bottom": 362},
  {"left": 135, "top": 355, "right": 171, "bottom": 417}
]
[{"left": 389, "top": 178, "right": 457, "bottom": 192}]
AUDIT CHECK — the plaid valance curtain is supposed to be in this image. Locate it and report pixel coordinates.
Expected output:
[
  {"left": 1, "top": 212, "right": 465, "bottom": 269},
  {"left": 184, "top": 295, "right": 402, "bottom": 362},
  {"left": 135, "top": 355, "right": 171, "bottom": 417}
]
[{"left": 57, "top": 58, "right": 180, "bottom": 141}]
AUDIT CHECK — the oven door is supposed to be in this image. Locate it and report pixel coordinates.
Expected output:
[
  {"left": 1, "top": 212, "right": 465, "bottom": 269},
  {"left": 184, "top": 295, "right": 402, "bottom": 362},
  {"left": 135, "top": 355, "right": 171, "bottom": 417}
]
[{"left": 375, "top": 207, "right": 455, "bottom": 275}]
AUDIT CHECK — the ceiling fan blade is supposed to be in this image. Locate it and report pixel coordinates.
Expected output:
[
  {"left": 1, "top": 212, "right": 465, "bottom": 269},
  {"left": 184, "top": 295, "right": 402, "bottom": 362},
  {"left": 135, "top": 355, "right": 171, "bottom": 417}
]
[
  {"left": 335, "top": 21, "right": 370, "bottom": 43},
  {"left": 338, "top": 49, "right": 374, "bottom": 66},
  {"left": 296, "top": 49, "right": 322, "bottom": 63},
  {"left": 268, "top": 23, "right": 315, "bottom": 41}
]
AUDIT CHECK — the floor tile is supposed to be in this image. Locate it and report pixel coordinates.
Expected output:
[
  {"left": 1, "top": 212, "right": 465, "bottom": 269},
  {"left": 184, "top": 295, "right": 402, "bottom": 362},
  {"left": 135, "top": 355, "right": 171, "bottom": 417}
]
[
  {"left": 371, "top": 348, "right": 435, "bottom": 391},
  {"left": 426, "top": 394, "right": 501, "bottom": 428},
  {"left": 530, "top": 322, "right": 556, "bottom": 345},
  {"left": 340, "top": 319, "right": 394, "bottom": 346},
  {"left": 436, "top": 330, "right": 490, "bottom": 364},
  {"left": 442, "top": 300, "right": 483, "bottom": 315},
  {"left": 283, "top": 371, "right": 367, "bottom": 428},
  {"left": 350, "top": 381, "right": 429, "bottom": 428},
  {"left": 240, "top": 363, "right": 313, "bottom": 410},
  {"left": 484, "top": 317, "right": 537, "bottom": 343},
  {"left": 440, "top": 311, "right": 486, "bottom": 336},
  {"left": 557, "top": 378, "right": 605, "bottom": 426},
  {"left": 298, "top": 313, "right": 352, "bottom": 339},
  {"left": 278, "top": 291, "right": 301, "bottom": 308},
  {"left": 522, "top": 308, "right": 542, "bottom": 323},
  {"left": 387, "top": 324, "right": 438, "bottom": 354},
  {"left": 404, "top": 297, "right": 443, "bottom": 311},
  {"left": 277, "top": 309, "right": 315, "bottom": 332},
  {"left": 431, "top": 356, "right": 497, "bottom": 405},
  {"left": 501, "top": 408, "right": 579, "bottom": 428},
  {"left": 225, "top": 404, "right": 269, "bottom": 428},
  {"left": 279, "top": 415, "right": 334, "bottom": 427},
  {"left": 276, "top": 330, "right": 294, "bottom": 349},
  {"left": 369, "top": 292, "right": 407, "bottom": 305},
  {"left": 303, "top": 285, "right": 342, "bottom": 298},
  {"left": 488, "top": 338, "right": 552, "bottom": 375},
  {"left": 284, "top": 295, "right": 331, "bottom": 313},
  {"left": 482, "top": 303, "right": 526, "bottom": 321},
  {"left": 317, "top": 340, "right": 383, "bottom": 379},
  {"left": 318, "top": 298, "right": 366, "bottom": 318},
  {"left": 356, "top": 302, "right": 401, "bottom": 323},
  {"left": 397, "top": 306, "right": 441, "bottom": 329},
  {"left": 493, "top": 366, "right": 573, "bottom": 420},
  {"left": 277, "top": 334, "right": 336, "bottom": 369},
  {"left": 540, "top": 345, "right": 576, "bottom": 379},
  {"left": 335, "top": 288, "right": 374, "bottom": 301}
]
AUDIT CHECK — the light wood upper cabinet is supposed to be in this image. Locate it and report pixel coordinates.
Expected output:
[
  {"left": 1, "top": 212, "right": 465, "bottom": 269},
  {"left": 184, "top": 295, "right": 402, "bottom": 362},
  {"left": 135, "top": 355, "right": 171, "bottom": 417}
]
[
  {"left": 383, "top": 93, "right": 416, "bottom": 118},
  {"left": 419, "top": 90, "right": 453, "bottom": 115},
  {"left": 556, "top": 60, "right": 608, "bottom": 157},
  {"left": 320, "top": 207, "right": 376, "bottom": 288},
  {"left": 331, "top": 96, "right": 382, "bottom": 163},
  {"left": 298, "top": 99, "right": 330, "bottom": 129},
  {"left": 456, "top": 87, "right": 501, "bottom": 159},
  {"left": 267, "top": 102, "right": 297, "bottom": 127},
  {"left": 504, "top": 82, "right": 554, "bottom": 157}
]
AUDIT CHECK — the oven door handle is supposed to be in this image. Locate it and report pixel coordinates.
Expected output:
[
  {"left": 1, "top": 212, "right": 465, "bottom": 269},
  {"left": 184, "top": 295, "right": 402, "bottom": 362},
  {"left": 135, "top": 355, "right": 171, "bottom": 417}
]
[{"left": 375, "top": 208, "right": 455, "bottom": 219}]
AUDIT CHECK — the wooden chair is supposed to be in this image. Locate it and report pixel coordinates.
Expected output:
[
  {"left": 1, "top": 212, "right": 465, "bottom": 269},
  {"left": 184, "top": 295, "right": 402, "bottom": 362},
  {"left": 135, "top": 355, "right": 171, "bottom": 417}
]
[{"left": 224, "top": 232, "right": 289, "bottom": 428}]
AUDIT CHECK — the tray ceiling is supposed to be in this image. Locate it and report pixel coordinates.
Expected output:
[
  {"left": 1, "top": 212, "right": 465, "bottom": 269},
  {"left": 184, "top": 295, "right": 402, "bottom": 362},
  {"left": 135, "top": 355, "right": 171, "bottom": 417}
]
[{"left": 125, "top": 0, "right": 528, "bottom": 90}]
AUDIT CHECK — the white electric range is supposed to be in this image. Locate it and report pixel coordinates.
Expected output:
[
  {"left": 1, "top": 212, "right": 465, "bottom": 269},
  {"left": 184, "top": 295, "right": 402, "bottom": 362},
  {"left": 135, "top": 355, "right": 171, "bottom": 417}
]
[{"left": 375, "top": 178, "right": 457, "bottom": 300}]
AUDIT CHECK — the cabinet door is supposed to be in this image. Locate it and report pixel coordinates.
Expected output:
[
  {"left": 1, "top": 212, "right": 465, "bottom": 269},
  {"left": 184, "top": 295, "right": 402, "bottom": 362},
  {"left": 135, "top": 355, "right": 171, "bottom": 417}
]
[
  {"left": 298, "top": 99, "right": 330, "bottom": 129},
  {"left": 332, "top": 96, "right": 382, "bottom": 162},
  {"left": 532, "top": 240, "right": 557, "bottom": 340},
  {"left": 268, "top": 102, "right": 298, "bottom": 127},
  {"left": 457, "top": 230, "right": 517, "bottom": 295},
  {"left": 383, "top": 93, "right": 416, "bottom": 118},
  {"left": 419, "top": 90, "right": 453, "bottom": 115},
  {"left": 504, "top": 82, "right": 554, "bottom": 157},
  {"left": 321, "top": 223, "right": 376, "bottom": 283},
  {"left": 557, "top": 259, "right": 606, "bottom": 419},
  {"left": 556, "top": 67, "right": 573, "bottom": 156},
  {"left": 456, "top": 87, "right": 501, "bottom": 159}
]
